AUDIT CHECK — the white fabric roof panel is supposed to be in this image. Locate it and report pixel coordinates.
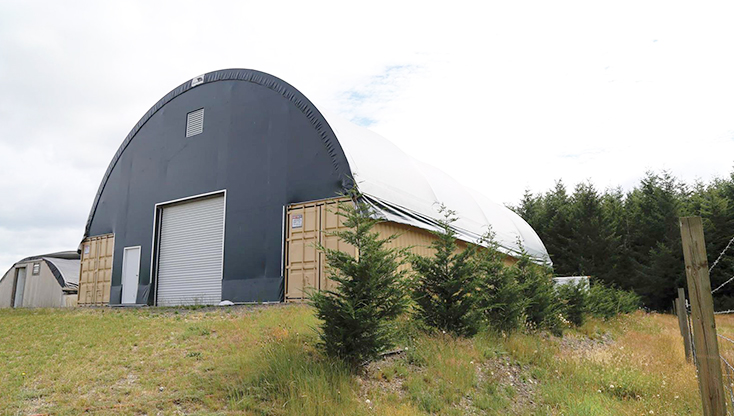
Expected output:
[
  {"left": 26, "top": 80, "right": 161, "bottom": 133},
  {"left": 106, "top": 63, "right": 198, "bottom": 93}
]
[
  {"left": 43, "top": 257, "right": 80, "bottom": 287},
  {"left": 322, "top": 113, "right": 551, "bottom": 264}
]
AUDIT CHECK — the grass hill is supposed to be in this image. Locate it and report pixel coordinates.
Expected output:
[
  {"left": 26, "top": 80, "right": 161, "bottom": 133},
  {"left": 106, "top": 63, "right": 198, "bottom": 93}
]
[{"left": 0, "top": 305, "right": 703, "bottom": 415}]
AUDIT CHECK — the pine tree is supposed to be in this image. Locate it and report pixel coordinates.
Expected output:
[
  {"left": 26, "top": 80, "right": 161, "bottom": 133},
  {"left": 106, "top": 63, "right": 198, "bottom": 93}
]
[
  {"left": 557, "top": 282, "right": 588, "bottom": 327},
  {"left": 411, "top": 205, "right": 480, "bottom": 337},
  {"left": 688, "top": 179, "right": 734, "bottom": 310},
  {"left": 539, "top": 181, "right": 575, "bottom": 275},
  {"left": 567, "top": 182, "right": 618, "bottom": 279},
  {"left": 310, "top": 192, "right": 410, "bottom": 369},
  {"left": 516, "top": 189, "right": 544, "bottom": 234},
  {"left": 512, "top": 168, "right": 734, "bottom": 312},
  {"left": 475, "top": 230, "right": 525, "bottom": 333},
  {"left": 625, "top": 171, "right": 685, "bottom": 309},
  {"left": 600, "top": 188, "right": 633, "bottom": 289},
  {"left": 511, "top": 249, "right": 562, "bottom": 335}
]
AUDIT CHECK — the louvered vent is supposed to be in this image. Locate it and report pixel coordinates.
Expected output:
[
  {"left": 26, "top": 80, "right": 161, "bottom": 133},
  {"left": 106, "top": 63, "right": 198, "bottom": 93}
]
[{"left": 186, "top": 108, "right": 204, "bottom": 137}]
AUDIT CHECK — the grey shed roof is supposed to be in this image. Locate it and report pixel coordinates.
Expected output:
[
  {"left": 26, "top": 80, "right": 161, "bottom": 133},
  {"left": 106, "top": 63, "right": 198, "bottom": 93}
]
[{"left": 9, "top": 251, "right": 81, "bottom": 290}]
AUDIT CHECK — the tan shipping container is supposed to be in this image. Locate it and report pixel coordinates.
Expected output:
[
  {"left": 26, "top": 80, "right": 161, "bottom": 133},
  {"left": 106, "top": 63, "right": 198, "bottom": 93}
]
[
  {"left": 284, "top": 198, "right": 517, "bottom": 302},
  {"left": 77, "top": 234, "right": 114, "bottom": 306},
  {"left": 285, "top": 198, "right": 355, "bottom": 302},
  {"left": 373, "top": 221, "right": 517, "bottom": 268}
]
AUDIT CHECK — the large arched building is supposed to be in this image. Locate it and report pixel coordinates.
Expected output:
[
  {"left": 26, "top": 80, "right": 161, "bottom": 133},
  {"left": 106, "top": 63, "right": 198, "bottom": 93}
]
[{"left": 80, "top": 69, "right": 550, "bottom": 307}]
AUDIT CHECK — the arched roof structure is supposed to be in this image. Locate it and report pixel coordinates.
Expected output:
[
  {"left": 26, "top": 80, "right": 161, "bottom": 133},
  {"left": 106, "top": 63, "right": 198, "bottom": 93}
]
[
  {"left": 85, "top": 69, "right": 550, "bottom": 268},
  {"left": 324, "top": 114, "right": 550, "bottom": 263}
]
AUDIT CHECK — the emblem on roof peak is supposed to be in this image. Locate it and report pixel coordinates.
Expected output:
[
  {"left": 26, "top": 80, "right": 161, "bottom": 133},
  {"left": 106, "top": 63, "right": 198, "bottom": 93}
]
[{"left": 191, "top": 74, "right": 205, "bottom": 87}]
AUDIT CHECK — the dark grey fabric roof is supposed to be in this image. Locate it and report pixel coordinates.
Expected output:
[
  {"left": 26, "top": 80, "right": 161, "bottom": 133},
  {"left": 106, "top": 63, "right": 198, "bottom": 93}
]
[
  {"left": 84, "top": 68, "right": 348, "bottom": 237},
  {"left": 20, "top": 251, "right": 79, "bottom": 262}
]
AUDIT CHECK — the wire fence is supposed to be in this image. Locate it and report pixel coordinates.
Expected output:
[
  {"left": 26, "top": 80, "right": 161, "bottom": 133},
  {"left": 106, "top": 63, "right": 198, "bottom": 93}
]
[
  {"left": 713, "top": 234, "right": 734, "bottom": 414},
  {"left": 710, "top": 234, "right": 734, "bottom": 296},
  {"left": 679, "top": 298, "right": 733, "bottom": 414},
  {"left": 717, "top": 333, "right": 734, "bottom": 414},
  {"left": 711, "top": 274, "right": 734, "bottom": 295},
  {"left": 711, "top": 234, "right": 734, "bottom": 274},
  {"left": 679, "top": 228, "right": 734, "bottom": 415}
]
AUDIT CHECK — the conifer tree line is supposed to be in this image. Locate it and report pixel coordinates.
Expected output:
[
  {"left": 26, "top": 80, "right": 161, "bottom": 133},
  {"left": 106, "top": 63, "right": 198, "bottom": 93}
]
[
  {"left": 310, "top": 190, "right": 638, "bottom": 369},
  {"left": 513, "top": 170, "right": 734, "bottom": 311}
]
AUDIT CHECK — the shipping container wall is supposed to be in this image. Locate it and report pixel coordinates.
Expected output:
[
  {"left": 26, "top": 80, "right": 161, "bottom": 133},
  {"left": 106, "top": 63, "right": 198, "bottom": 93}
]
[
  {"left": 373, "top": 221, "right": 453, "bottom": 272},
  {"left": 374, "top": 221, "right": 517, "bottom": 268},
  {"left": 320, "top": 199, "right": 357, "bottom": 293},
  {"left": 78, "top": 234, "right": 114, "bottom": 306},
  {"left": 285, "top": 198, "right": 355, "bottom": 302},
  {"left": 285, "top": 198, "right": 517, "bottom": 302},
  {"left": 284, "top": 202, "right": 320, "bottom": 301}
]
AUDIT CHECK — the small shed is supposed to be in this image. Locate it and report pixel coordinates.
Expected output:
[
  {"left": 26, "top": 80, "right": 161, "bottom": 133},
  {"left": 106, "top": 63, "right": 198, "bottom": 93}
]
[
  {"left": 552, "top": 276, "right": 590, "bottom": 289},
  {"left": 0, "top": 251, "right": 80, "bottom": 308}
]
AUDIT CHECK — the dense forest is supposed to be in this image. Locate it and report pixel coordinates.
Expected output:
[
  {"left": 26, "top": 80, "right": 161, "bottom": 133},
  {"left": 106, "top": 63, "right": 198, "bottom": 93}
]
[{"left": 514, "top": 170, "right": 734, "bottom": 311}]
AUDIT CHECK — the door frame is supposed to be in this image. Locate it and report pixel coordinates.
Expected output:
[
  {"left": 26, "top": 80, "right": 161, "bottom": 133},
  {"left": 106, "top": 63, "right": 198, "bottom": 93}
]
[
  {"left": 149, "top": 189, "right": 227, "bottom": 306},
  {"left": 10, "top": 266, "right": 27, "bottom": 308},
  {"left": 121, "top": 246, "right": 142, "bottom": 305}
]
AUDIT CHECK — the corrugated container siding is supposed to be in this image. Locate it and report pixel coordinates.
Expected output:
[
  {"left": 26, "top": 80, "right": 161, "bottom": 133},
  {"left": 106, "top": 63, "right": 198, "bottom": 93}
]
[
  {"left": 77, "top": 234, "right": 114, "bottom": 306},
  {"left": 374, "top": 221, "right": 517, "bottom": 268},
  {"left": 285, "top": 198, "right": 356, "bottom": 302},
  {"left": 285, "top": 197, "right": 517, "bottom": 302}
]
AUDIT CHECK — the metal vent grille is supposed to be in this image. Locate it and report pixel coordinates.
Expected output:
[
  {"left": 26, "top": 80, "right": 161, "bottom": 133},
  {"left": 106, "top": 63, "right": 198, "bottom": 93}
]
[{"left": 186, "top": 108, "right": 204, "bottom": 137}]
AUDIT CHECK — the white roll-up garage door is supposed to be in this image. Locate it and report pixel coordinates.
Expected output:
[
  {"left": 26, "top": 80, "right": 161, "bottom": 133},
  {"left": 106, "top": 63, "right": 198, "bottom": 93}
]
[{"left": 156, "top": 195, "right": 225, "bottom": 306}]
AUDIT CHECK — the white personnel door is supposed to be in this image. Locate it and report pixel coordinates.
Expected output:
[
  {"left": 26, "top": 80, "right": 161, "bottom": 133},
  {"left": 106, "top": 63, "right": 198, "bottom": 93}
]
[
  {"left": 156, "top": 195, "right": 225, "bottom": 306},
  {"left": 121, "top": 246, "right": 141, "bottom": 304}
]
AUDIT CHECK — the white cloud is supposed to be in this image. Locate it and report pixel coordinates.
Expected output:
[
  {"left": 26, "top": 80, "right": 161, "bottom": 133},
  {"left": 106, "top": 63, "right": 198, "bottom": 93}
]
[{"left": 1, "top": 0, "right": 734, "bottom": 274}]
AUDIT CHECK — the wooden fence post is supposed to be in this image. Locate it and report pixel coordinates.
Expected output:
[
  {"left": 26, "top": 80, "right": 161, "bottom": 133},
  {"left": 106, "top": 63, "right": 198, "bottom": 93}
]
[
  {"left": 680, "top": 216, "right": 726, "bottom": 416},
  {"left": 676, "top": 287, "right": 692, "bottom": 362}
]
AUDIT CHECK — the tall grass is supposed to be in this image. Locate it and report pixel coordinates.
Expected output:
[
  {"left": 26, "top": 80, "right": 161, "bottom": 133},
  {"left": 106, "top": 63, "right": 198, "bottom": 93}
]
[
  {"left": 0, "top": 306, "right": 702, "bottom": 415},
  {"left": 403, "top": 333, "right": 479, "bottom": 413},
  {"left": 226, "top": 336, "right": 365, "bottom": 416}
]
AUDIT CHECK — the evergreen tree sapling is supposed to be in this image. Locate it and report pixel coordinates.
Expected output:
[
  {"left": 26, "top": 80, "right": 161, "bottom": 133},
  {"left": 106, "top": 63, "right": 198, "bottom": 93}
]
[
  {"left": 587, "top": 281, "right": 640, "bottom": 319},
  {"left": 309, "top": 193, "right": 410, "bottom": 368},
  {"left": 410, "top": 205, "right": 481, "bottom": 337},
  {"left": 556, "top": 281, "right": 588, "bottom": 327},
  {"left": 510, "top": 247, "right": 563, "bottom": 335},
  {"left": 475, "top": 229, "right": 525, "bottom": 333}
]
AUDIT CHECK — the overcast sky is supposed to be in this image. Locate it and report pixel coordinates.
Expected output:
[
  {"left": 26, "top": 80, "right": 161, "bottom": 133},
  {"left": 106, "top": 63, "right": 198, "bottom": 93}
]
[{"left": 2, "top": 0, "right": 734, "bottom": 274}]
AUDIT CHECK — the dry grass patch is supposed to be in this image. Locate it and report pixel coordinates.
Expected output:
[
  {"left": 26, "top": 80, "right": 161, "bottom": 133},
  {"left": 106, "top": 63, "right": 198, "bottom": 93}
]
[
  {"left": 0, "top": 304, "right": 316, "bottom": 416},
  {"left": 0, "top": 306, "right": 711, "bottom": 415},
  {"left": 529, "top": 312, "right": 700, "bottom": 415}
]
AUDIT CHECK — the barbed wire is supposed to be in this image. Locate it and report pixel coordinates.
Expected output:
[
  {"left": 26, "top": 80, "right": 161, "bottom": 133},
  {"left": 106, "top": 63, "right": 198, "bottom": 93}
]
[
  {"left": 724, "top": 354, "right": 734, "bottom": 371},
  {"left": 720, "top": 334, "right": 734, "bottom": 346},
  {"left": 712, "top": 274, "right": 734, "bottom": 295},
  {"left": 681, "top": 229, "right": 734, "bottom": 413},
  {"left": 720, "top": 354, "right": 734, "bottom": 413},
  {"left": 680, "top": 240, "right": 734, "bottom": 413},
  {"left": 717, "top": 334, "right": 734, "bottom": 413},
  {"left": 711, "top": 234, "right": 734, "bottom": 273}
]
